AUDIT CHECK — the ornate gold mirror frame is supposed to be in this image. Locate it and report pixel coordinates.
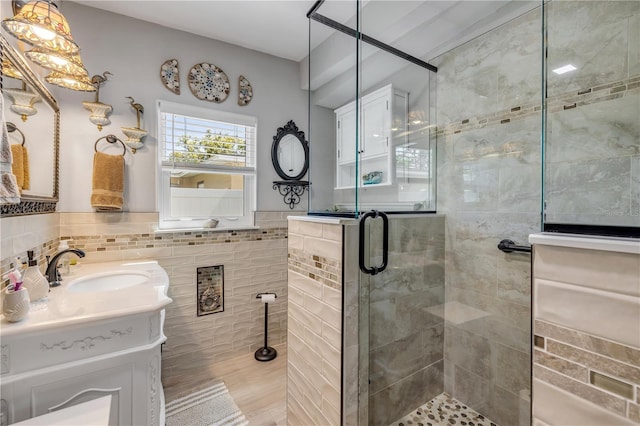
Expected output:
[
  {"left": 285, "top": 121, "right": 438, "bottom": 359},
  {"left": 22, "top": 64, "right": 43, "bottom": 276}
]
[{"left": 1, "top": 34, "right": 60, "bottom": 217}]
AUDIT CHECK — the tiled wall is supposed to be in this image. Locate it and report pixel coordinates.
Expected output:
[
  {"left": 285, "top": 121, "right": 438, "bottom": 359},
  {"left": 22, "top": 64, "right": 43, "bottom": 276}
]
[
  {"left": 434, "top": 2, "right": 638, "bottom": 424},
  {"left": 532, "top": 243, "right": 640, "bottom": 425},
  {"left": 0, "top": 213, "right": 60, "bottom": 280},
  {"left": 434, "top": 7, "right": 541, "bottom": 426},
  {"left": 544, "top": 0, "right": 640, "bottom": 227},
  {"left": 1, "top": 211, "right": 299, "bottom": 385},
  {"left": 365, "top": 215, "right": 446, "bottom": 425},
  {"left": 287, "top": 217, "right": 343, "bottom": 426}
]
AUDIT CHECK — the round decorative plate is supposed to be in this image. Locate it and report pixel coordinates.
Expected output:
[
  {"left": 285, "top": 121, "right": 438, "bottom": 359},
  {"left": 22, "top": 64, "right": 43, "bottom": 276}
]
[
  {"left": 188, "top": 63, "right": 230, "bottom": 103},
  {"left": 238, "top": 75, "right": 253, "bottom": 106},
  {"left": 160, "top": 59, "right": 180, "bottom": 95}
]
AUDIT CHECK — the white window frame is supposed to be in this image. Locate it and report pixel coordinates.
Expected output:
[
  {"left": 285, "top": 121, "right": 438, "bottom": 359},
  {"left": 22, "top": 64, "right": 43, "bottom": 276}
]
[{"left": 157, "top": 100, "right": 257, "bottom": 230}]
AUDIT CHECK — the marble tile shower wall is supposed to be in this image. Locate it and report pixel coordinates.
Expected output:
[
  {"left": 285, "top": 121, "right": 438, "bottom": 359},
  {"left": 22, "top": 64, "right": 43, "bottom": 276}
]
[
  {"left": 3, "top": 211, "right": 297, "bottom": 384},
  {"left": 434, "top": 7, "right": 542, "bottom": 426},
  {"left": 366, "top": 215, "right": 446, "bottom": 426},
  {"left": 435, "top": 1, "right": 638, "bottom": 424},
  {"left": 545, "top": 0, "right": 640, "bottom": 227}
]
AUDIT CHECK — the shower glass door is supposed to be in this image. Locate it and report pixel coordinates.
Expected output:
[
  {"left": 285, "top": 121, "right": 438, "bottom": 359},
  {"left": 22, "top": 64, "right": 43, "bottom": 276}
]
[{"left": 308, "top": 1, "right": 539, "bottom": 425}]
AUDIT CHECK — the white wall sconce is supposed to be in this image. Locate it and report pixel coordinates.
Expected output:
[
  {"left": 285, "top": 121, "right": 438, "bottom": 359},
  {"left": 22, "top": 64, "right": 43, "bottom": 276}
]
[
  {"left": 82, "top": 72, "right": 113, "bottom": 131},
  {"left": 4, "top": 82, "right": 41, "bottom": 122},
  {"left": 121, "top": 96, "right": 147, "bottom": 153}
]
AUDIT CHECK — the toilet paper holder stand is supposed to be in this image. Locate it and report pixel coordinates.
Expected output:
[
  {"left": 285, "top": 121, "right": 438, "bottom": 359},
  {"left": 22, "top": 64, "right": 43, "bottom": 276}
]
[{"left": 255, "top": 293, "right": 278, "bottom": 362}]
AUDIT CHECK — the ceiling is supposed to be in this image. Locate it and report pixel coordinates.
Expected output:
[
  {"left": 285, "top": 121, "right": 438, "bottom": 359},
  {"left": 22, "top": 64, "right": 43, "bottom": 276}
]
[
  {"left": 67, "top": 1, "right": 537, "bottom": 65},
  {"left": 67, "top": 0, "right": 325, "bottom": 62}
]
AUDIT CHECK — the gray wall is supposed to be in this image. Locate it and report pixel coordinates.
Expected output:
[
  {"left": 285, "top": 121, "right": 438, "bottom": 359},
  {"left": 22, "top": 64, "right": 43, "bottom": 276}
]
[
  {"left": 56, "top": 2, "right": 309, "bottom": 213},
  {"left": 435, "top": 7, "right": 542, "bottom": 425}
]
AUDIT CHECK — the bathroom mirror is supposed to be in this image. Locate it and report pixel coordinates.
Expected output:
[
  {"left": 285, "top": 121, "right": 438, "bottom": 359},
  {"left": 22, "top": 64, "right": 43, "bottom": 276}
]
[
  {"left": 1, "top": 34, "right": 59, "bottom": 216},
  {"left": 271, "top": 120, "right": 309, "bottom": 181}
]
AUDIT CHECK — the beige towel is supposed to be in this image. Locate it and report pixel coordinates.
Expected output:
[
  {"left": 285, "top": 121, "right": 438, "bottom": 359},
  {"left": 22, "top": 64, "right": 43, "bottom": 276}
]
[
  {"left": 91, "top": 151, "right": 124, "bottom": 211},
  {"left": 10, "top": 144, "right": 30, "bottom": 191}
]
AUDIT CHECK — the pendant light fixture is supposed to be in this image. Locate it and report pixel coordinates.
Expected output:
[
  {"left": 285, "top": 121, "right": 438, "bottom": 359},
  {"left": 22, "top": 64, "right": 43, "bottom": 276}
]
[
  {"left": 25, "top": 47, "right": 88, "bottom": 76},
  {"left": 3, "top": 0, "right": 97, "bottom": 93},
  {"left": 1, "top": 0, "right": 79, "bottom": 55},
  {"left": 45, "top": 71, "right": 96, "bottom": 92}
]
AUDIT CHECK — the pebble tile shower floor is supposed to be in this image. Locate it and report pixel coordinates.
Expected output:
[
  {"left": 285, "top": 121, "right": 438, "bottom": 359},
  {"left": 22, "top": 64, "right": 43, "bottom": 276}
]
[{"left": 390, "top": 392, "right": 498, "bottom": 426}]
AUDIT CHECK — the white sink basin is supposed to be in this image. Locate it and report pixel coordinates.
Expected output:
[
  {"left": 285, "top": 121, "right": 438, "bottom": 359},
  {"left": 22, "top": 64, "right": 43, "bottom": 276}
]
[{"left": 67, "top": 271, "right": 151, "bottom": 293}]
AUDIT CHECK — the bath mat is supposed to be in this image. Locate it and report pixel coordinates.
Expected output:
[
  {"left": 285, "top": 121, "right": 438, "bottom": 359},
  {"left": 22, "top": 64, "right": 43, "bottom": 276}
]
[{"left": 165, "top": 382, "right": 248, "bottom": 426}]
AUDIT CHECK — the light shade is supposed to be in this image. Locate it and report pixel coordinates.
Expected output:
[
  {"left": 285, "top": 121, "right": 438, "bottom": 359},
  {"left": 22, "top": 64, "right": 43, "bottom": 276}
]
[
  {"left": 45, "top": 71, "right": 96, "bottom": 92},
  {"left": 25, "top": 47, "right": 87, "bottom": 76},
  {"left": 2, "top": 59, "right": 24, "bottom": 80},
  {"left": 2, "top": 0, "right": 79, "bottom": 54}
]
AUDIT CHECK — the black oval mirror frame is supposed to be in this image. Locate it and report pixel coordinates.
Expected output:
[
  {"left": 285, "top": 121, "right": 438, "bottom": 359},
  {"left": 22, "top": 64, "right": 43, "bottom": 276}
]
[{"left": 271, "top": 120, "right": 309, "bottom": 181}]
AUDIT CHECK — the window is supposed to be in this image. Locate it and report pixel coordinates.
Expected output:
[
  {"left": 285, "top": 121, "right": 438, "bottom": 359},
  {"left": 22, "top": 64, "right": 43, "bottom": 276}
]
[{"left": 157, "top": 100, "right": 257, "bottom": 229}]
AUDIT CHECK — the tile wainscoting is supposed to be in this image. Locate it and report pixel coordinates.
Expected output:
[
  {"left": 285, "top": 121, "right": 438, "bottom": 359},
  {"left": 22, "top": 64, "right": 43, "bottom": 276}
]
[
  {"left": 287, "top": 217, "right": 343, "bottom": 426},
  {"left": 0, "top": 211, "right": 302, "bottom": 385},
  {"left": 532, "top": 236, "right": 640, "bottom": 425}
]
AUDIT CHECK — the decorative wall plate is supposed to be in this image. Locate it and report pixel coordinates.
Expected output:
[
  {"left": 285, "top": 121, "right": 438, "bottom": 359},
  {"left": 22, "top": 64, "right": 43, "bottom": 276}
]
[
  {"left": 188, "top": 63, "right": 230, "bottom": 103},
  {"left": 238, "top": 75, "right": 253, "bottom": 106},
  {"left": 160, "top": 59, "right": 180, "bottom": 95}
]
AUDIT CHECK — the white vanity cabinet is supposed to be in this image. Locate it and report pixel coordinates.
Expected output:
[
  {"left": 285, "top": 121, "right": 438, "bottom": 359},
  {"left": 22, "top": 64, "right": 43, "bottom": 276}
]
[
  {"left": 0, "top": 260, "right": 171, "bottom": 426},
  {"left": 335, "top": 84, "right": 408, "bottom": 189}
]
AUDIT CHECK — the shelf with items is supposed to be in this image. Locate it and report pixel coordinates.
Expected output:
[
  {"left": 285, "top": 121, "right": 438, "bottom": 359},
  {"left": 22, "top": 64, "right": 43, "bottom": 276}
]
[{"left": 334, "top": 84, "right": 407, "bottom": 189}]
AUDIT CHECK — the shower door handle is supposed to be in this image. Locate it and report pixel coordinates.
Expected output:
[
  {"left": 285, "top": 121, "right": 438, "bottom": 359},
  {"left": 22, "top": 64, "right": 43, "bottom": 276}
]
[{"left": 359, "top": 210, "right": 389, "bottom": 275}]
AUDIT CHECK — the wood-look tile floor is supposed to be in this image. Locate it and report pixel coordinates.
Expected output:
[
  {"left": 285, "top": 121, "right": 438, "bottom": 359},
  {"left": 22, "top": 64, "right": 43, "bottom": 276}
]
[{"left": 163, "top": 344, "right": 287, "bottom": 426}]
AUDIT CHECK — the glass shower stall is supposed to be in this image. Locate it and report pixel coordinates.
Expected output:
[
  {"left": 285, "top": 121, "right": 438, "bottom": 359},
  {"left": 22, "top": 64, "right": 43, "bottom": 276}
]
[{"left": 301, "top": 0, "right": 639, "bottom": 424}]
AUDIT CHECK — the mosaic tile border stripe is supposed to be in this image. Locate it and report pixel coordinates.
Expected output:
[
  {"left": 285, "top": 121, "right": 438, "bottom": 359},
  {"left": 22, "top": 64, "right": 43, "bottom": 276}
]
[
  {"left": 437, "top": 74, "right": 640, "bottom": 137},
  {"left": 288, "top": 247, "right": 341, "bottom": 290},
  {"left": 534, "top": 319, "right": 640, "bottom": 423},
  {"left": 62, "top": 227, "right": 288, "bottom": 253}
]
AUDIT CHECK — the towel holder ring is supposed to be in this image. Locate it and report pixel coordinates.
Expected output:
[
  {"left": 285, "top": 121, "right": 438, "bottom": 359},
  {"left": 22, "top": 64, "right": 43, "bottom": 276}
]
[
  {"left": 6, "top": 122, "right": 25, "bottom": 146},
  {"left": 94, "top": 135, "right": 126, "bottom": 156}
]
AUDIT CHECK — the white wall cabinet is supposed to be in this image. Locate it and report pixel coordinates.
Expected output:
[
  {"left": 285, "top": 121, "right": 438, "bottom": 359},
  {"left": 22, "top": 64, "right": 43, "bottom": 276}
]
[{"left": 334, "top": 84, "right": 407, "bottom": 189}]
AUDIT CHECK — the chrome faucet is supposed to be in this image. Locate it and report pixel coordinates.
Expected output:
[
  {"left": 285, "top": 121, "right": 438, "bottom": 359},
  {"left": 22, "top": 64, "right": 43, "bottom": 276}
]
[{"left": 45, "top": 249, "right": 86, "bottom": 287}]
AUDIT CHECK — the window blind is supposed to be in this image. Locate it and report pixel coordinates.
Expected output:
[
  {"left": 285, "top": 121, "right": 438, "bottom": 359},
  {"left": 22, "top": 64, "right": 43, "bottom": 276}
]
[{"left": 160, "top": 111, "right": 256, "bottom": 173}]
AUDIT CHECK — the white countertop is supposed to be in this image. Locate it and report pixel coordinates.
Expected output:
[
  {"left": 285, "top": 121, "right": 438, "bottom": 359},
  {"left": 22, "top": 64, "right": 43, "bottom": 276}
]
[
  {"left": 529, "top": 233, "right": 640, "bottom": 255},
  {"left": 0, "top": 260, "right": 171, "bottom": 337}
]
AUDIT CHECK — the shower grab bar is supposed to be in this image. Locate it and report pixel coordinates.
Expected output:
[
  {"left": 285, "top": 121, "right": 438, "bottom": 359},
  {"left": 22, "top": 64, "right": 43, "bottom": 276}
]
[
  {"left": 359, "top": 210, "right": 389, "bottom": 275},
  {"left": 498, "top": 239, "right": 531, "bottom": 253}
]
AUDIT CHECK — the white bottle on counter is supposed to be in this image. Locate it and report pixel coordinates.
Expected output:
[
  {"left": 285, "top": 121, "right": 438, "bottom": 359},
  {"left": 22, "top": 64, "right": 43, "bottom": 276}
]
[{"left": 21, "top": 250, "right": 49, "bottom": 302}]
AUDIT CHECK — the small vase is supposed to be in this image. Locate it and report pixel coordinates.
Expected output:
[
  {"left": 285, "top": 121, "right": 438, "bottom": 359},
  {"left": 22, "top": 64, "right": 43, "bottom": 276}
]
[
  {"left": 82, "top": 101, "right": 113, "bottom": 131},
  {"left": 2, "top": 287, "right": 30, "bottom": 322},
  {"left": 121, "top": 127, "right": 148, "bottom": 153}
]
